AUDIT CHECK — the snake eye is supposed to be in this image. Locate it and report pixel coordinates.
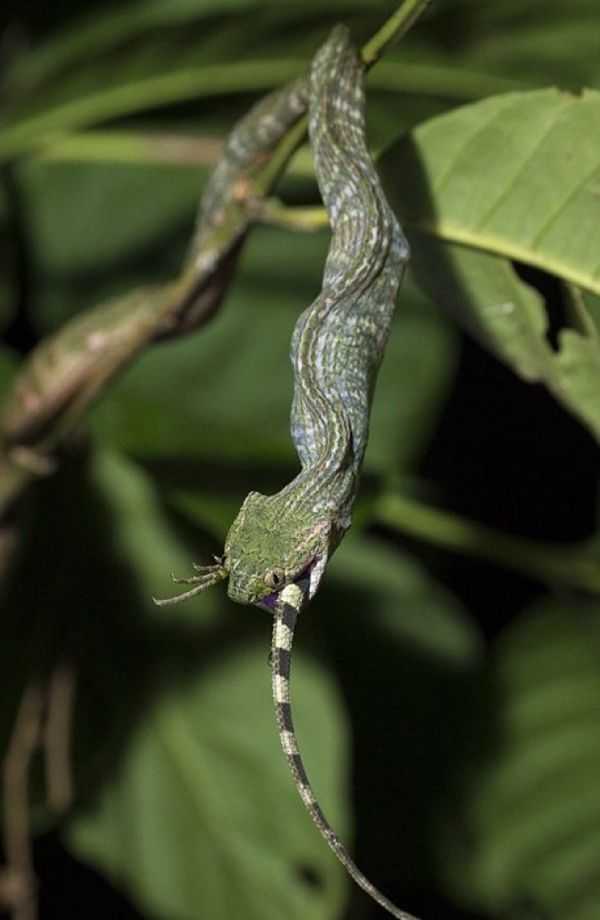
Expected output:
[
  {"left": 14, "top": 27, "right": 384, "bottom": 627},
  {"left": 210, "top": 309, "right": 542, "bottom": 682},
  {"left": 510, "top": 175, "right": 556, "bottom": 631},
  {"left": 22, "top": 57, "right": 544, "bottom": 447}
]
[{"left": 264, "top": 568, "right": 285, "bottom": 589}]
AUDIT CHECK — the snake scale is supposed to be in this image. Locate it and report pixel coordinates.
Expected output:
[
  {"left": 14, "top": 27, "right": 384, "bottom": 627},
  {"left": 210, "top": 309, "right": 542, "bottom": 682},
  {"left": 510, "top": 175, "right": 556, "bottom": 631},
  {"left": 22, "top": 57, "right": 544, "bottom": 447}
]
[{"left": 156, "top": 25, "right": 415, "bottom": 919}]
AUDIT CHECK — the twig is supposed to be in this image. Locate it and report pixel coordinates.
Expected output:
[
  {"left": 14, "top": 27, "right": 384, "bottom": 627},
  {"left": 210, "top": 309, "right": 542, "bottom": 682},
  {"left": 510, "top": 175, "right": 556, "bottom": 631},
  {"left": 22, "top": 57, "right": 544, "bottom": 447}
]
[
  {"left": 1, "top": 683, "right": 44, "bottom": 920},
  {"left": 250, "top": 199, "right": 328, "bottom": 232},
  {"left": 362, "top": 0, "right": 432, "bottom": 66},
  {"left": 44, "top": 664, "right": 76, "bottom": 814},
  {"left": 0, "top": 0, "right": 431, "bottom": 525},
  {"left": 39, "top": 131, "right": 224, "bottom": 167},
  {"left": 254, "top": 0, "right": 431, "bottom": 195}
]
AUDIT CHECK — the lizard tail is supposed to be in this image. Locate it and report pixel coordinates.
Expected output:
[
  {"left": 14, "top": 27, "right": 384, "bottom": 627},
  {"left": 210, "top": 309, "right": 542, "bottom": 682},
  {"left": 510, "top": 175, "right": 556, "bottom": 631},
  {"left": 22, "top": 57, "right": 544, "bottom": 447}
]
[{"left": 271, "top": 604, "right": 420, "bottom": 920}]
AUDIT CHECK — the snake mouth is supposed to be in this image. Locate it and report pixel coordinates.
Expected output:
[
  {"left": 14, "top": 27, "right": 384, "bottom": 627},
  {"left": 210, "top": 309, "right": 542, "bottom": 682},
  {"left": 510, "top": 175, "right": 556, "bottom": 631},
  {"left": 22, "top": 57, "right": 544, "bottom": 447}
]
[{"left": 259, "top": 559, "right": 316, "bottom": 611}]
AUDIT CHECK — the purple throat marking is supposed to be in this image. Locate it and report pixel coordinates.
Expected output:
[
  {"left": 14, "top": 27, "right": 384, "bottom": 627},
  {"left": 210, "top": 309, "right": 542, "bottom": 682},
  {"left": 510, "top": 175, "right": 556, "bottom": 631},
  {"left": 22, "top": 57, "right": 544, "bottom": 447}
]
[{"left": 261, "top": 559, "right": 316, "bottom": 609}]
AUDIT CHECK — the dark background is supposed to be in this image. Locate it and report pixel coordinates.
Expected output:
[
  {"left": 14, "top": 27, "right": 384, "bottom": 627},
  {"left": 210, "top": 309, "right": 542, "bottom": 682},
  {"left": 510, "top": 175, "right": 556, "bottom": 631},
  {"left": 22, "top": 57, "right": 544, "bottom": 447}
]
[{"left": 2, "top": 2, "right": 599, "bottom": 919}]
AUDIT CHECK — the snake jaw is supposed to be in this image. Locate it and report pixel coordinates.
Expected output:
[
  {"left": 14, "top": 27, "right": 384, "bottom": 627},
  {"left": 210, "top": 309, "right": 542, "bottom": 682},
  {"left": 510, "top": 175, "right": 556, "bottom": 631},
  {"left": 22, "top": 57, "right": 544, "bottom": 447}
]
[{"left": 258, "top": 557, "right": 316, "bottom": 612}]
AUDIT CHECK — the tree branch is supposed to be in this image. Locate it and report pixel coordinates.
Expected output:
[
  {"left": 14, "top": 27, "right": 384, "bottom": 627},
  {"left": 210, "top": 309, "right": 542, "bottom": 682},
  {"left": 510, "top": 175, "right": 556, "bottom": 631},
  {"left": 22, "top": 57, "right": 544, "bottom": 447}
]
[
  {"left": 1, "top": 683, "right": 44, "bottom": 920},
  {"left": 0, "top": 0, "right": 430, "bottom": 526}
]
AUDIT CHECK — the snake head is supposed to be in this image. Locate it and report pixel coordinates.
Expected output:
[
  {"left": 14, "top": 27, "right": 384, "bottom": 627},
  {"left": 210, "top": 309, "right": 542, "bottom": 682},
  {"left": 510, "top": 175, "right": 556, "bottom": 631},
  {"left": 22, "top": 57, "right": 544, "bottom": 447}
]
[{"left": 224, "top": 490, "right": 332, "bottom": 609}]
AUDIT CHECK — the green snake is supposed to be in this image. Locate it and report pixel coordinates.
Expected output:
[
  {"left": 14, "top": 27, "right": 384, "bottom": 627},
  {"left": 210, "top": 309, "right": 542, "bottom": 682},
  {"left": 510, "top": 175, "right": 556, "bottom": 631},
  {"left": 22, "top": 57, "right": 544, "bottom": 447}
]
[{"left": 157, "top": 25, "right": 415, "bottom": 920}]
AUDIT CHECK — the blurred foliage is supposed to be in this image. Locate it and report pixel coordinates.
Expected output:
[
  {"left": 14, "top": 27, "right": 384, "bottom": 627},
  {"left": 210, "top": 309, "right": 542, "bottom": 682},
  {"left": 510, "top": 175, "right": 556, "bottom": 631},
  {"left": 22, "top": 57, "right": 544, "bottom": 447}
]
[
  {"left": 1, "top": 2, "right": 600, "bottom": 920},
  {"left": 440, "top": 604, "right": 600, "bottom": 920}
]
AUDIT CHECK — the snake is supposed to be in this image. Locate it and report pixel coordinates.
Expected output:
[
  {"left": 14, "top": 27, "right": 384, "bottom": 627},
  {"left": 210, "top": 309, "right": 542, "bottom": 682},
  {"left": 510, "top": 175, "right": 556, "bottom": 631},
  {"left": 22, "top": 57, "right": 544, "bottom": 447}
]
[{"left": 156, "top": 25, "right": 415, "bottom": 920}]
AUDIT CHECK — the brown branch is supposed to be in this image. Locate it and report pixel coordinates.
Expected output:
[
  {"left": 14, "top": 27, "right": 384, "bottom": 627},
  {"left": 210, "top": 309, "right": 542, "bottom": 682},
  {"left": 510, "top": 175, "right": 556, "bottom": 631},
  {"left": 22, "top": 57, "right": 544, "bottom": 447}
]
[
  {"left": 0, "top": 0, "right": 432, "bottom": 539},
  {"left": 43, "top": 663, "right": 76, "bottom": 814},
  {"left": 1, "top": 683, "right": 44, "bottom": 920}
]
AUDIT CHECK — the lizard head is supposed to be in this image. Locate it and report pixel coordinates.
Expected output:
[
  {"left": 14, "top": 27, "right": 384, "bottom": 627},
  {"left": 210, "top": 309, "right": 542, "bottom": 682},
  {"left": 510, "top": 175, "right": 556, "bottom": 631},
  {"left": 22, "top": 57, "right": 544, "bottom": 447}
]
[{"left": 224, "top": 490, "right": 333, "bottom": 611}]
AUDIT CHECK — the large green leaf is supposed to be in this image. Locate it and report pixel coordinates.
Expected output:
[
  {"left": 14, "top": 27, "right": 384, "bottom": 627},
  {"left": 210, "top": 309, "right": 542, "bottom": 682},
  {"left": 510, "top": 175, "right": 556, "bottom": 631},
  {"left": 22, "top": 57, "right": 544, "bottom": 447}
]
[
  {"left": 89, "top": 448, "right": 223, "bottom": 624},
  {"left": 31, "top": 449, "right": 349, "bottom": 920},
  {"left": 324, "top": 534, "right": 480, "bottom": 666},
  {"left": 438, "top": 602, "right": 600, "bottom": 920},
  {"left": 381, "top": 89, "right": 600, "bottom": 441},
  {"left": 68, "top": 639, "right": 348, "bottom": 920},
  {"left": 382, "top": 89, "right": 600, "bottom": 295},
  {"left": 406, "top": 236, "right": 600, "bottom": 441},
  {"left": 20, "top": 158, "right": 203, "bottom": 281},
  {"left": 18, "top": 155, "right": 208, "bottom": 335}
]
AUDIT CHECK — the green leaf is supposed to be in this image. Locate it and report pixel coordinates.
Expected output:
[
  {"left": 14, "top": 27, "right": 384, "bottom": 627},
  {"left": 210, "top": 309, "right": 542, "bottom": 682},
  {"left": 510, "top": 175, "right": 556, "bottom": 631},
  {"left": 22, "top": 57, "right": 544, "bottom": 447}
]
[
  {"left": 89, "top": 448, "right": 224, "bottom": 624},
  {"left": 579, "top": 289, "right": 600, "bottom": 333},
  {"left": 20, "top": 159, "right": 203, "bottom": 280},
  {"left": 18, "top": 155, "right": 208, "bottom": 334},
  {"left": 439, "top": 602, "right": 600, "bottom": 919},
  {"left": 382, "top": 89, "right": 600, "bottom": 295},
  {"left": 381, "top": 89, "right": 600, "bottom": 441},
  {"left": 412, "top": 235, "right": 600, "bottom": 442},
  {"left": 3, "top": 0, "right": 260, "bottom": 98},
  {"left": 67, "top": 625, "right": 349, "bottom": 920},
  {"left": 374, "top": 489, "right": 600, "bottom": 595},
  {"left": 324, "top": 534, "right": 480, "bottom": 666},
  {"left": 408, "top": 236, "right": 600, "bottom": 440}
]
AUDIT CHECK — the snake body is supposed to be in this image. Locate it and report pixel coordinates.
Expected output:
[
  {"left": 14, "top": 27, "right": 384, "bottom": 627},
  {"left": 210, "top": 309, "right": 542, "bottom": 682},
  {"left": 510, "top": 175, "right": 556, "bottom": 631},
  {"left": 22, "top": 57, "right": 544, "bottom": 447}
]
[
  {"left": 157, "top": 25, "right": 414, "bottom": 920},
  {"left": 224, "top": 26, "right": 408, "bottom": 608},
  {"left": 225, "top": 25, "right": 414, "bottom": 920},
  {"left": 290, "top": 25, "right": 408, "bottom": 519},
  {"left": 266, "top": 28, "right": 415, "bottom": 920}
]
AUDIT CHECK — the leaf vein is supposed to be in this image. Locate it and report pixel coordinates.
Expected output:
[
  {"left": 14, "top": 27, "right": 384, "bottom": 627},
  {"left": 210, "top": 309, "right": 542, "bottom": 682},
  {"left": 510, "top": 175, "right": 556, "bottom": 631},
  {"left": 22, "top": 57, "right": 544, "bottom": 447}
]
[
  {"left": 529, "top": 161, "right": 600, "bottom": 250},
  {"left": 473, "top": 101, "right": 570, "bottom": 232},
  {"left": 432, "top": 96, "right": 521, "bottom": 195}
]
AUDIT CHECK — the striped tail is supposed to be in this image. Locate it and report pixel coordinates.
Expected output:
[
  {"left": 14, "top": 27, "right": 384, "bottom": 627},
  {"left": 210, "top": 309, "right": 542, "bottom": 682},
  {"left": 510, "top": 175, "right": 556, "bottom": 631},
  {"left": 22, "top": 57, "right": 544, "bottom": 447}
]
[{"left": 271, "top": 605, "right": 420, "bottom": 920}]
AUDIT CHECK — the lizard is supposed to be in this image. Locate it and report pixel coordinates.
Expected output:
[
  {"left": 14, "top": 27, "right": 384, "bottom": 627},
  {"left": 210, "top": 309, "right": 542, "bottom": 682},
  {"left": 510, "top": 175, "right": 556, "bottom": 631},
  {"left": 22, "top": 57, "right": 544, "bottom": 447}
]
[{"left": 155, "top": 25, "right": 416, "bottom": 920}]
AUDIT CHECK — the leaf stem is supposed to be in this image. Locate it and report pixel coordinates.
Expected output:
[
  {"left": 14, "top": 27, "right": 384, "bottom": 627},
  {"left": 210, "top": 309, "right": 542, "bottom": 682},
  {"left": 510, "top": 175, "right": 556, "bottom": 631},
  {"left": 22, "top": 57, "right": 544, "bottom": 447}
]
[
  {"left": 33, "top": 60, "right": 527, "bottom": 168},
  {"left": 362, "top": 0, "right": 432, "bottom": 66},
  {"left": 1, "top": 0, "right": 432, "bottom": 167},
  {"left": 0, "top": 61, "right": 305, "bottom": 162},
  {"left": 250, "top": 199, "right": 328, "bottom": 232},
  {"left": 256, "top": 0, "right": 431, "bottom": 194},
  {"left": 376, "top": 491, "right": 600, "bottom": 594}
]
